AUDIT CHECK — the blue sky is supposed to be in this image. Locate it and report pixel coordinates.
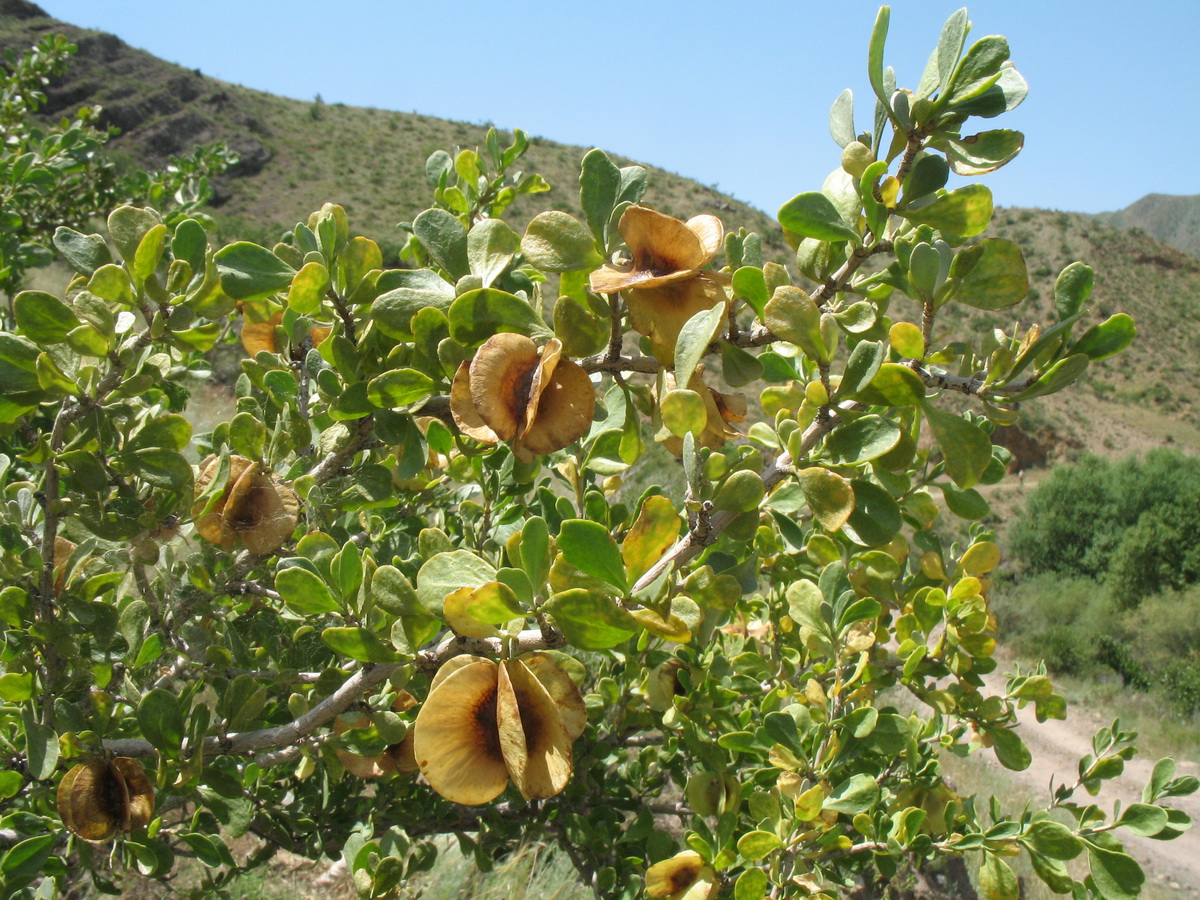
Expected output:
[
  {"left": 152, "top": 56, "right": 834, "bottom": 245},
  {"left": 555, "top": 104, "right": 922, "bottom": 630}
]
[{"left": 35, "top": 1, "right": 1200, "bottom": 217}]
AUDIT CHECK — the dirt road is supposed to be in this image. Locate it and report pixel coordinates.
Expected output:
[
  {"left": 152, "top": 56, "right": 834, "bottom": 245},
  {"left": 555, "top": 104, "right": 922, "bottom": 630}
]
[{"left": 977, "top": 669, "right": 1200, "bottom": 893}]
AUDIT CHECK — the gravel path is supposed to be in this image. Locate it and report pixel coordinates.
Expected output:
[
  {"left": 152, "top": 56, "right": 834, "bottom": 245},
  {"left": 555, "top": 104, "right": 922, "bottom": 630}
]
[{"left": 977, "top": 669, "right": 1200, "bottom": 893}]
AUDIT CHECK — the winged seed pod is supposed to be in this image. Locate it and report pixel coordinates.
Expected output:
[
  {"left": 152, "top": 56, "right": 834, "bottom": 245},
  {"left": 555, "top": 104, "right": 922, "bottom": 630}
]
[
  {"left": 412, "top": 653, "right": 586, "bottom": 804},
  {"left": 57, "top": 757, "right": 154, "bottom": 843},
  {"left": 589, "top": 205, "right": 726, "bottom": 363},
  {"left": 191, "top": 455, "right": 300, "bottom": 555},
  {"left": 450, "top": 334, "right": 595, "bottom": 462}
]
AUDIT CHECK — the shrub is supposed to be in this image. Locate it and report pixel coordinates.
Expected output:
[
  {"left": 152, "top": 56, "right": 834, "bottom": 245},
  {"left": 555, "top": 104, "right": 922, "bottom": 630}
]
[{"left": 0, "top": 10, "right": 1185, "bottom": 900}]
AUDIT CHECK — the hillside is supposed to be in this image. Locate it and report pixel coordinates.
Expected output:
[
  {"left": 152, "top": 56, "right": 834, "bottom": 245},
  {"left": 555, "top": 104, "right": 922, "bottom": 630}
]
[
  {"left": 1096, "top": 193, "right": 1200, "bottom": 260},
  {"left": 5, "top": 2, "right": 1200, "bottom": 468},
  {"left": 0, "top": 1, "right": 780, "bottom": 257}
]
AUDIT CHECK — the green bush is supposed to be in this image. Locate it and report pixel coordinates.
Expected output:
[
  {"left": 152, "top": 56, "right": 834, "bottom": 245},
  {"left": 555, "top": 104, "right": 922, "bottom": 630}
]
[{"left": 1009, "top": 449, "right": 1200, "bottom": 602}]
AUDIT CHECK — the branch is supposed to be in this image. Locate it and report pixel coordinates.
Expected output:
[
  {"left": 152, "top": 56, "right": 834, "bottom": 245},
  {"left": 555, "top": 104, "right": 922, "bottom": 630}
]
[
  {"left": 629, "top": 406, "right": 842, "bottom": 595},
  {"left": 103, "top": 627, "right": 566, "bottom": 760}
]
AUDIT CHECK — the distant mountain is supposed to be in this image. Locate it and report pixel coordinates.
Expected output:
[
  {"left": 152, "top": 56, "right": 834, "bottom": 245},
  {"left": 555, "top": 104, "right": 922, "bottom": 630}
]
[
  {"left": 1095, "top": 194, "right": 1200, "bottom": 260},
  {"left": 5, "top": 1, "right": 1200, "bottom": 468},
  {"left": 0, "top": 1, "right": 780, "bottom": 254}
]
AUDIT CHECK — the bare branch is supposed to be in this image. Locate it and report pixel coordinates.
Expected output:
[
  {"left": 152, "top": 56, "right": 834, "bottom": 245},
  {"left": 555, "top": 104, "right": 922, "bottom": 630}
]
[{"left": 103, "top": 627, "right": 566, "bottom": 760}]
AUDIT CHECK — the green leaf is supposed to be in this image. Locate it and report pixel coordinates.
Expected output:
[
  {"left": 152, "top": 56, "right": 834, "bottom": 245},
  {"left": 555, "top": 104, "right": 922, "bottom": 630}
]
[
  {"left": 137, "top": 689, "right": 185, "bottom": 754},
  {"left": 836, "top": 340, "right": 885, "bottom": 399},
  {"left": 579, "top": 149, "right": 621, "bottom": 243},
  {"left": 825, "top": 414, "right": 901, "bottom": 465},
  {"left": 372, "top": 269, "right": 456, "bottom": 339},
  {"left": 215, "top": 242, "right": 296, "bottom": 301},
  {"left": 1010, "top": 354, "right": 1090, "bottom": 401},
  {"left": 661, "top": 388, "right": 706, "bottom": 439},
  {"left": 734, "top": 868, "right": 768, "bottom": 900},
  {"left": 1086, "top": 843, "right": 1144, "bottom": 900},
  {"left": 521, "top": 212, "right": 602, "bottom": 272},
  {"left": 949, "top": 239, "right": 1027, "bottom": 310},
  {"left": 367, "top": 369, "right": 435, "bottom": 410},
  {"left": 902, "top": 154, "right": 950, "bottom": 205},
  {"left": 321, "top": 627, "right": 402, "bottom": 663},
  {"left": 829, "top": 88, "right": 855, "bottom": 148},
  {"left": 1023, "top": 821, "right": 1084, "bottom": 860},
  {"left": 924, "top": 405, "right": 991, "bottom": 488},
  {"left": 13, "top": 291, "right": 79, "bottom": 345},
  {"left": 621, "top": 496, "right": 681, "bottom": 584},
  {"left": 287, "top": 261, "right": 330, "bottom": 315},
  {"left": 1054, "top": 262, "right": 1094, "bottom": 321},
  {"left": 865, "top": 363, "right": 925, "bottom": 405},
  {"left": 172, "top": 218, "right": 207, "bottom": 275},
  {"left": 732, "top": 266, "right": 769, "bottom": 318},
  {"left": 1071, "top": 314, "right": 1135, "bottom": 362},
  {"left": 901, "top": 184, "right": 993, "bottom": 237},
  {"left": 764, "top": 286, "right": 826, "bottom": 362},
  {"left": 24, "top": 719, "right": 58, "bottom": 780},
  {"left": 943, "top": 129, "right": 1024, "bottom": 176},
  {"left": 180, "top": 833, "right": 225, "bottom": 869},
  {"left": 990, "top": 726, "right": 1031, "bottom": 771},
  {"left": 372, "top": 565, "right": 421, "bottom": 616},
  {"left": 413, "top": 208, "right": 469, "bottom": 280},
  {"left": 416, "top": 550, "right": 496, "bottom": 619},
  {"left": 737, "top": 831, "right": 783, "bottom": 861},
  {"left": 978, "top": 854, "right": 1019, "bottom": 900},
  {"left": 675, "top": 303, "right": 727, "bottom": 385},
  {"left": 547, "top": 588, "right": 637, "bottom": 650},
  {"left": 946, "top": 35, "right": 1010, "bottom": 106},
  {"left": 0, "top": 673, "right": 32, "bottom": 702},
  {"left": 107, "top": 206, "right": 160, "bottom": 263},
  {"left": 1, "top": 834, "right": 55, "bottom": 879},
  {"left": 54, "top": 226, "right": 111, "bottom": 276},
  {"left": 131, "top": 448, "right": 193, "bottom": 490},
  {"left": 713, "top": 470, "right": 765, "bottom": 513},
  {"left": 842, "top": 479, "right": 901, "bottom": 547},
  {"left": 447, "top": 288, "right": 552, "bottom": 347},
  {"left": 467, "top": 219, "right": 518, "bottom": 287},
  {"left": 866, "top": 6, "right": 891, "bottom": 113},
  {"left": 940, "top": 483, "right": 990, "bottom": 520},
  {"left": 778, "top": 192, "right": 858, "bottom": 244},
  {"left": 1144, "top": 758, "right": 1176, "bottom": 803},
  {"left": 133, "top": 223, "right": 168, "bottom": 283},
  {"left": 796, "top": 467, "right": 855, "bottom": 532},
  {"left": 951, "top": 61, "right": 1028, "bottom": 118},
  {"left": 824, "top": 773, "right": 880, "bottom": 814},
  {"left": 275, "top": 566, "right": 341, "bottom": 615},
  {"left": 220, "top": 673, "right": 268, "bottom": 732},
  {"left": 722, "top": 342, "right": 764, "bottom": 387},
  {"left": 1116, "top": 803, "right": 1169, "bottom": 837},
  {"left": 558, "top": 519, "right": 627, "bottom": 592}
]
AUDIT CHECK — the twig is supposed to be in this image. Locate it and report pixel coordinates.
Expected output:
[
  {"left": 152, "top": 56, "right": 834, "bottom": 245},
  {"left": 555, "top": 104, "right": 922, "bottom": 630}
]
[{"left": 103, "top": 626, "right": 566, "bottom": 759}]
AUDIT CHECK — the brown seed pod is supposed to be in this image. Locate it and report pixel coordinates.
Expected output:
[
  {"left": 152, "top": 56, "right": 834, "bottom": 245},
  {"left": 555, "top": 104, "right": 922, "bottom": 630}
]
[
  {"left": 57, "top": 757, "right": 154, "bottom": 843},
  {"left": 450, "top": 335, "right": 595, "bottom": 463},
  {"left": 191, "top": 455, "right": 299, "bottom": 555},
  {"left": 589, "top": 205, "right": 727, "bottom": 363},
  {"left": 412, "top": 653, "right": 586, "bottom": 805}
]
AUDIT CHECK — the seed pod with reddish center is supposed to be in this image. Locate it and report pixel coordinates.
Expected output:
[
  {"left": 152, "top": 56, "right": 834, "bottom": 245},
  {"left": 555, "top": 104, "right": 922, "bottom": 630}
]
[
  {"left": 191, "top": 455, "right": 299, "bottom": 555},
  {"left": 588, "top": 205, "right": 727, "bottom": 364},
  {"left": 450, "top": 334, "right": 595, "bottom": 463},
  {"left": 412, "top": 653, "right": 586, "bottom": 805},
  {"left": 57, "top": 757, "right": 154, "bottom": 843}
]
